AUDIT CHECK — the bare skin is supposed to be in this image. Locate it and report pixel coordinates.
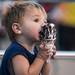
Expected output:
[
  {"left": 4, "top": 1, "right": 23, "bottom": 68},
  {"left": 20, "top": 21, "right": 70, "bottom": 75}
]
[{"left": 12, "top": 6, "right": 54, "bottom": 75}]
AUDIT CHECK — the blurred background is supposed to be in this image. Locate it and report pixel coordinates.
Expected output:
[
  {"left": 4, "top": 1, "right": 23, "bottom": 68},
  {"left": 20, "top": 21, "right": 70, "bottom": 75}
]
[
  {"left": 0, "top": 0, "right": 75, "bottom": 51},
  {"left": 0, "top": 0, "right": 75, "bottom": 75}
]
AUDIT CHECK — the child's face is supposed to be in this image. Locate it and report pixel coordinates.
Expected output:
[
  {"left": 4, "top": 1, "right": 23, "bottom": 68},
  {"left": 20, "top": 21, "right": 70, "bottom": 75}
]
[{"left": 20, "top": 6, "right": 47, "bottom": 42}]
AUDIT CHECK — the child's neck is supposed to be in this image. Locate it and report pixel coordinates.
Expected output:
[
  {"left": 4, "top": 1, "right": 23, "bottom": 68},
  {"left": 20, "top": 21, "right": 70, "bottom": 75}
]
[{"left": 16, "top": 37, "right": 35, "bottom": 51}]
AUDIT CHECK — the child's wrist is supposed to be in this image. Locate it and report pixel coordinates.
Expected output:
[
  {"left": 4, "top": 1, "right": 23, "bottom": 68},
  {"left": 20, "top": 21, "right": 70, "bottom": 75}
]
[{"left": 37, "top": 54, "right": 47, "bottom": 62}]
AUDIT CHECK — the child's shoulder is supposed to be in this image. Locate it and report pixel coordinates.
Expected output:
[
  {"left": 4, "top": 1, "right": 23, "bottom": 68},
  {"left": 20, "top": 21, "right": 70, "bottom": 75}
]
[{"left": 3, "top": 41, "right": 27, "bottom": 60}]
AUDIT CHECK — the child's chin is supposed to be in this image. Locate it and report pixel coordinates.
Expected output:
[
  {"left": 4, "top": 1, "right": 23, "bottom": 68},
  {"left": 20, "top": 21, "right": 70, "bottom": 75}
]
[{"left": 35, "top": 37, "right": 40, "bottom": 42}]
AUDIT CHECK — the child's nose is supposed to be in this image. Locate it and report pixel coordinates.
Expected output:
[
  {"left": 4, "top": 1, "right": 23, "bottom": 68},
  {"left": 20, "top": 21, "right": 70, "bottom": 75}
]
[{"left": 41, "top": 22, "right": 48, "bottom": 27}]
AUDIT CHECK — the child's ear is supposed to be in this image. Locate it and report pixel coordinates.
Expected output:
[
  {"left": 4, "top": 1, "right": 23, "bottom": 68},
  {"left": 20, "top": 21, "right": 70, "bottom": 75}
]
[{"left": 12, "top": 23, "right": 22, "bottom": 34}]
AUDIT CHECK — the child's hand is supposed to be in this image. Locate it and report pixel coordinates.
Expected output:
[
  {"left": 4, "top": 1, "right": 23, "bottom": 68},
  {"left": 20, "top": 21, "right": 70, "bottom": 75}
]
[
  {"left": 50, "top": 45, "right": 56, "bottom": 59},
  {"left": 37, "top": 42, "right": 56, "bottom": 61},
  {"left": 37, "top": 42, "right": 51, "bottom": 61}
]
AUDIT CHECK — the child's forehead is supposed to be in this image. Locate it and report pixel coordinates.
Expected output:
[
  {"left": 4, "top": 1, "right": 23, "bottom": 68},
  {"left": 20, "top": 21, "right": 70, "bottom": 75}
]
[{"left": 24, "top": 6, "right": 47, "bottom": 19}]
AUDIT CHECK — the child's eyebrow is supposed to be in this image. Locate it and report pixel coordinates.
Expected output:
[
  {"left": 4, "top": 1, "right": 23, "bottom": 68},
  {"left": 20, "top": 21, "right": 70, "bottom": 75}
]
[
  {"left": 31, "top": 15, "right": 41, "bottom": 17},
  {"left": 31, "top": 15, "right": 47, "bottom": 20}
]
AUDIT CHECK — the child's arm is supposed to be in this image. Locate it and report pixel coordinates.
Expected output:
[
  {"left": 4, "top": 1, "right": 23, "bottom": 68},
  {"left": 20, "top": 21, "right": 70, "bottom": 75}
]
[
  {"left": 41, "top": 62, "right": 51, "bottom": 75},
  {"left": 12, "top": 45, "right": 50, "bottom": 75},
  {"left": 12, "top": 55, "right": 44, "bottom": 75},
  {"left": 41, "top": 45, "right": 56, "bottom": 75}
]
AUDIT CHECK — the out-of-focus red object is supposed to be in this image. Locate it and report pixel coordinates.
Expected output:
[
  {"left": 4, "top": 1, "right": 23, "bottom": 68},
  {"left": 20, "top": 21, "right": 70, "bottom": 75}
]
[{"left": 42, "top": 3, "right": 55, "bottom": 12}]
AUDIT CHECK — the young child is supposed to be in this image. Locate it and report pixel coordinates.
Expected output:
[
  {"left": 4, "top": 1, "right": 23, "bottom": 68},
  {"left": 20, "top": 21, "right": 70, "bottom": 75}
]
[{"left": 0, "top": 1, "right": 55, "bottom": 75}]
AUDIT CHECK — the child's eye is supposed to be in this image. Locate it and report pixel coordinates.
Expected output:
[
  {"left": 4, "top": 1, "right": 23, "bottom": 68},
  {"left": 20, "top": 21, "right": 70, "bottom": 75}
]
[{"left": 34, "top": 19, "right": 39, "bottom": 22}]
